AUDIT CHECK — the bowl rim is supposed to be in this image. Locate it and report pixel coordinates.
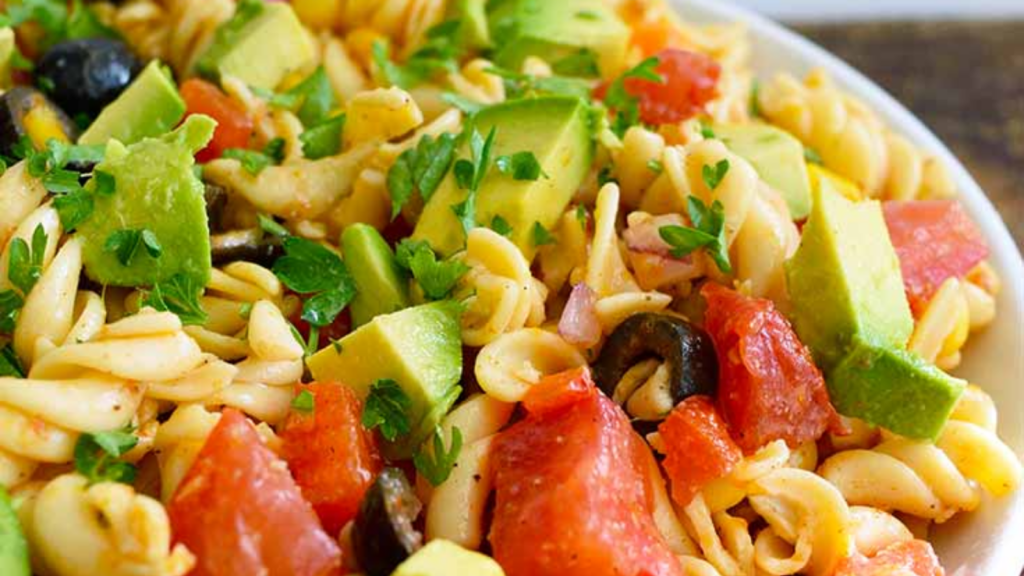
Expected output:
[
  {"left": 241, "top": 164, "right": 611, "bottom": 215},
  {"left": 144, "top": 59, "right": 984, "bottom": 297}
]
[{"left": 667, "top": 0, "right": 1024, "bottom": 573}]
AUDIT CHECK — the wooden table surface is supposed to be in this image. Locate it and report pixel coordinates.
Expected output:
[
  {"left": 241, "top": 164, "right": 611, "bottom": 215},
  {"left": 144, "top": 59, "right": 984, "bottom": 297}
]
[{"left": 793, "top": 21, "right": 1024, "bottom": 251}]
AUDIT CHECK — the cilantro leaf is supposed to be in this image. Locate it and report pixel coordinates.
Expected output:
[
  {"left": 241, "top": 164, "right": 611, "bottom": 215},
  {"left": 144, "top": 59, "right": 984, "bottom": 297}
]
[
  {"left": 223, "top": 148, "right": 275, "bottom": 175},
  {"left": 53, "top": 188, "right": 94, "bottom": 231},
  {"left": 531, "top": 222, "right": 556, "bottom": 247},
  {"left": 490, "top": 215, "right": 512, "bottom": 237},
  {"left": 700, "top": 121, "right": 716, "bottom": 140},
  {"left": 292, "top": 389, "right": 315, "bottom": 414},
  {"left": 387, "top": 133, "right": 457, "bottom": 219},
  {"left": 93, "top": 170, "right": 116, "bottom": 196},
  {"left": 496, "top": 151, "right": 547, "bottom": 181},
  {"left": 658, "top": 225, "right": 716, "bottom": 258},
  {"left": 372, "top": 21, "right": 464, "bottom": 90},
  {"left": 74, "top": 427, "right": 138, "bottom": 485},
  {"left": 450, "top": 126, "right": 497, "bottom": 235},
  {"left": 413, "top": 425, "right": 463, "bottom": 486},
  {"left": 0, "top": 344, "right": 24, "bottom": 377},
  {"left": 603, "top": 56, "right": 663, "bottom": 137},
  {"left": 362, "top": 379, "right": 412, "bottom": 441},
  {"left": 657, "top": 196, "right": 732, "bottom": 273},
  {"left": 647, "top": 159, "right": 664, "bottom": 174},
  {"left": 142, "top": 274, "right": 208, "bottom": 326},
  {"left": 302, "top": 285, "right": 356, "bottom": 327},
  {"left": 41, "top": 168, "right": 81, "bottom": 194},
  {"left": 8, "top": 224, "right": 47, "bottom": 295},
  {"left": 272, "top": 237, "right": 357, "bottom": 348},
  {"left": 483, "top": 65, "right": 591, "bottom": 100},
  {"left": 0, "top": 290, "right": 22, "bottom": 333},
  {"left": 300, "top": 115, "right": 345, "bottom": 160},
  {"left": 104, "top": 228, "right": 160, "bottom": 267},
  {"left": 701, "top": 159, "right": 730, "bottom": 191},
  {"left": 395, "top": 239, "right": 469, "bottom": 300}
]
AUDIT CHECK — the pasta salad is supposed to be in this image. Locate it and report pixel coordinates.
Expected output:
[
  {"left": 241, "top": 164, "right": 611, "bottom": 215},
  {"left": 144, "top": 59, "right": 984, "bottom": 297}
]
[{"left": 0, "top": 0, "right": 1017, "bottom": 575}]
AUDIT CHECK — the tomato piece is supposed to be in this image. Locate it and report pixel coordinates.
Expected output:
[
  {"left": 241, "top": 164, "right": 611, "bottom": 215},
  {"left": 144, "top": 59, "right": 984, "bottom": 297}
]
[
  {"left": 701, "top": 283, "right": 841, "bottom": 453},
  {"left": 280, "top": 383, "right": 383, "bottom": 536},
  {"left": 658, "top": 395, "right": 742, "bottom": 506},
  {"left": 168, "top": 409, "right": 342, "bottom": 576},
  {"left": 833, "top": 540, "right": 945, "bottom": 576},
  {"left": 883, "top": 200, "right": 989, "bottom": 314},
  {"left": 179, "top": 79, "right": 254, "bottom": 163},
  {"left": 491, "top": 375, "right": 682, "bottom": 576},
  {"left": 521, "top": 366, "right": 595, "bottom": 415},
  {"left": 602, "top": 49, "right": 721, "bottom": 125}
]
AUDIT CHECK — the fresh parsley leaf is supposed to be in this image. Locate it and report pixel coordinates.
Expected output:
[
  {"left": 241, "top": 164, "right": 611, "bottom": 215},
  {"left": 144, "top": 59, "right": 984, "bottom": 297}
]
[
  {"left": 257, "top": 213, "right": 289, "bottom": 237},
  {"left": 361, "top": 379, "right": 412, "bottom": 441},
  {"left": 450, "top": 192, "right": 477, "bottom": 238},
  {"left": 701, "top": 159, "right": 730, "bottom": 191},
  {"left": 104, "top": 228, "right": 160, "bottom": 267},
  {"left": 372, "top": 21, "right": 464, "bottom": 89},
  {"left": 238, "top": 302, "right": 253, "bottom": 319},
  {"left": 0, "top": 290, "right": 22, "bottom": 333},
  {"left": 700, "top": 122, "right": 716, "bottom": 140},
  {"left": 292, "top": 389, "right": 315, "bottom": 414},
  {"left": 0, "top": 344, "right": 24, "bottom": 377},
  {"left": 551, "top": 48, "right": 601, "bottom": 78},
  {"left": 223, "top": 148, "right": 275, "bottom": 175},
  {"left": 300, "top": 115, "right": 345, "bottom": 160},
  {"left": 490, "top": 215, "right": 512, "bottom": 237},
  {"left": 53, "top": 188, "right": 94, "bottom": 231},
  {"left": 142, "top": 274, "right": 208, "bottom": 326},
  {"left": 74, "top": 427, "right": 138, "bottom": 485},
  {"left": 441, "top": 92, "right": 486, "bottom": 116},
  {"left": 603, "top": 56, "right": 663, "bottom": 137},
  {"left": 804, "top": 147, "right": 824, "bottom": 166},
  {"left": 303, "top": 285, "right": 356, "bottom": 327},
  {"left": 413, "top": 425, "right": 463, "bottom": 486},
  {"left": 450, "top": 126, "right": 497, "bottom": 235},
  {"left": 293, "top": 67, "right": 337, "bottom": 127},
  {"left": 647, "top": 159, "right": 664, "bottom": 174},
  {"left": 395, "top": 239, "right": 469, "bottom": 300},
  {"left": 272, "top": 237, "right": 357, "bottom": 349},
  {"left": 531, "top": 222, "right": 556, "bottom": 247},
  {"left": 7, "top": 224, "right": 47, "bottom": 295},
  {"left": 388, "top": 132, "right": 458, "bottom": 219},
  {"left": 264, "top": 137, "right": 286, "bottom": 164},
  {"left": 483, "top": 65, "right": 591, "bottom": 100},
  {"left": 657, "top": 196, "right": 732, "bottom": 273},
  {"left": 36, "top": 75, "right": 55, "bottom": 94},
  {"left": 597, "top": 166, "right": 617, "bottom": 187},
  {"left": 41, "top": 168, "right": 81, "bottom": 194},
  {"left": 496, "top": 151, "right": 546, "bottom": 181},
  {"left": 658, "top": 225, "right": 716, "bottom": 258},
  {"left": 92, "top": 170, "right": 115, "bottom": 196}
]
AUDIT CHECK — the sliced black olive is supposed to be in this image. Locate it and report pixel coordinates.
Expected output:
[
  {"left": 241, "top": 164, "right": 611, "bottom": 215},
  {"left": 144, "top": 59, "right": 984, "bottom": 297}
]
[
  {"left": 352, "top": 468, "right": 423, "bottom": 576},
  {"left": 36, "top": 39, "right": 142, "bottom": 119},
  {"left": 210, "top": 229, "right": 283, "bottom": 266},
  {"left": 0, "top": 87, "right": 79, "bottom": 158},
  {"left": 204, "top": 183, "right": 228, "bottom": 232},
  {"left": 592, "top": 313, "right": 718, "bottom": 409}
]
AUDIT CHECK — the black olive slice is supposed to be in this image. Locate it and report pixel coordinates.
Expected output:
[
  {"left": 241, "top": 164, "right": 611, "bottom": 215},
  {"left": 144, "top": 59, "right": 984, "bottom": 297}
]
[
  {"left": 210, "top": 229, "right": 283, "bottom": 266},
  {"left": 592, "top": 313, "right": 718, "bottom": 411},
  {"left": 352, "top": 468, "right": 423, "bottom": 576},
  {"left": 36, "top": 38, "right": 142, "bottom": 119}
]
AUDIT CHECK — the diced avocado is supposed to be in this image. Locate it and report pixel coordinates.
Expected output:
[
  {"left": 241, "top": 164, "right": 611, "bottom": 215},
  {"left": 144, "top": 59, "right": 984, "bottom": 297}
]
[
  {"left": 714, "top": 123, "right": 812, "bottom": 220},
  {"left": 786, "top": 184, "right": 913, "bottom": 369},
  {"left": 489, "top": 0, "right": 630, "bottom": 77},
  {"left": 0, "top": 486, "right": 29, "bottom": 576},
  {"left": 829, "top": 346, "right": 965, "bottom": 440},
  {"left": 393, "top": 540, "right": 505, "bottom": 576},
  {"left": 412, "top": 96, "right": 592, "bottom": 259},
  {"left": 0, "top": 28, "right": 15, "bottom": 89},
  {"left": 196, "top": 0, "right": 315, "bottom": 90},
  {"left": 449, "top": 0, "right": 491, "bottom": 49},
  {"left": 807, "top": 163, "right": 862, "bottom": 202},
  {"left": 307, "top": 302, "right": 462, "bottom": 457},
  {"left": 786, "top": 184, "right": 965, "bottom": 439},
  {"left": 79, "top": 116, "right": 215, "bottom": 287},
  {"left": 79, "top": 61, "right": 186, "bottom": 146},
  {"left": 342, "top": 223, "right": 411, "bottom": 328}
]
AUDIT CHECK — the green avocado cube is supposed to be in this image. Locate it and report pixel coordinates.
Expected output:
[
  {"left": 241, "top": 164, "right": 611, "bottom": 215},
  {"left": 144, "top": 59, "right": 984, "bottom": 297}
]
[
  {"left": 307, "top": 302, "right": 462, "bottom": 458},
  {"left": 342, "top": 223, "right": 411, "bottom": 328},
  {"left": 829, "top": 344, "right": 966, "bottom": 440},
  {"left": 78, "top": 115, "right": 215, "bottom": 287},
  {"left": 489, "top": 0, "right": 630, "bottom": 77},
  {"left": 411, "top": 96, "right": 592, "bottom": 259},
  {"left": 714, "top": 123, "right": 812, "bottom": 219},
  {"left": 79, "top": 61, "right": 186, "bottom": 147}
]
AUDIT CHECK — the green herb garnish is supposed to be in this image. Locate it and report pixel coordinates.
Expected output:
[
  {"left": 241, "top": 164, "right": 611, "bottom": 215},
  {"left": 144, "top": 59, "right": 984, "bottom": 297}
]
[{"left": 362, "top": 378, "right": 412, "bottom": 441}]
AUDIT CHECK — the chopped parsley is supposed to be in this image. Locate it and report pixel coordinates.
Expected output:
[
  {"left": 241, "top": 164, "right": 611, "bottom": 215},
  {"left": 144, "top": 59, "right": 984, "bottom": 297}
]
[
  {"left": 223, "top": 136, "right": 290, "bottom": 175},
  {"left": 362, "top": 378, "right": 412, "bottom": 441},
  {"left": 395, "top": 239, "right": 469, "bottom": 300},
  {"left": 0, "top": 344, "right": 23, "bottom": 377},
  {"left": 257, "top": 213, "right": 289, "bottom": 237},
  {"left": 104, "top": 228, "right": 161, "bottom": 267},
  {"left": 388, "top": 132, "right": 458, "bottom": 219},
  {"left": 142, "top": 273, "right": 208, "bottom": 326},
  {"left": 603, "top": 56, "right": 663, "bottom": 137},
  {"left": 292, "top": 389, "right": 315, "bottom": 414},
  {"left": 413, "top": 425, "right": 463, "bottom": 486},
  {"left": 300, "top": 115, "right": 345, "bottom": 160},
  {"left": 551, "top": 48, "right": 601, "bottom": 78},
  {"left": 496, "top": 151, "right": 547, "bottom": 181},
  {"left": 257, "top": 66, "right": 338, "bottom": 127},
  {"left": 272, "top": 237, "right": 356, "bottom": 352},
  {"left": 531, "top": 222, "right": 557, "bottom": 247},
  {"left": 701, "top": 159, "right": 730, "bottom": 191},
  {"left": 7, "top": 224, "right": 47, "bottom": 295},
  {"left": 804, "top": 147, "right": 824, "bottom": 166},
  {"left": 658, "top": 196, "right": 732, "bottom": 273},
  {"left": 451, "top": 126, "right": 498, "bottom": 236},
  {"left": 647, "top": 159, "right": 664, "bottom": 174},
  {"left": 490, "top": 215, "right": 513, "bottom": 237},
  {"left": 372, "top": 20, "right": 465, "bottom": 89},
  {"left": 73, "top": 427, "right": 138, "bottom": 485},
  {"left": 483, "top": 65, "right": 592, "bottom": 100}
]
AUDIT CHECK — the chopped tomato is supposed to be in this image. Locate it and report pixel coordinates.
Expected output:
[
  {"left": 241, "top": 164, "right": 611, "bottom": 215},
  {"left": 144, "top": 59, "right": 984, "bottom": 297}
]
[
  {"left": 168, "top": 409, "right": 342, "bottom": 576},
  {"left": 600, "top": 49, "right": 721, "bottom": 125},
  {"left": 280, "top": 383, "right": 383, "bottom": 536},
  {"left": 658, "top": 395, "right": 742, "bottom": 506},
  {"left": 179, "top": 79, "right": 254, "bottom": 163},
  {"left": 491, "top": 369, "right": 682, "bottom": 576},
  {"left": 701, "top": 283, "right": 842, "bottom": 453},
  {"left": 883, "top": 201, "right": 989, "bottom": 314},
  {"left": 834, "top": 540, "right": 945, "bottom": 576},
  {"left": 521, "top": 366, "right": 595, "bottom": 415}
]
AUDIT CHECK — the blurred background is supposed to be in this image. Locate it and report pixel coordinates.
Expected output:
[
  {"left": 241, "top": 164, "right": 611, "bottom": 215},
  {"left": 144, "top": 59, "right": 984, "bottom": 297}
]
[{"left": 733, "top": 0, "right": 1023, "bottom": 250}]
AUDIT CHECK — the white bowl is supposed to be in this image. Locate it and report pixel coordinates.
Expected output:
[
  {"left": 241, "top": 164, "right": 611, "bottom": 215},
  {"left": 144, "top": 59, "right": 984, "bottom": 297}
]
[{"left": 669, "top": 1, "right": 1024, "bottom": 573}]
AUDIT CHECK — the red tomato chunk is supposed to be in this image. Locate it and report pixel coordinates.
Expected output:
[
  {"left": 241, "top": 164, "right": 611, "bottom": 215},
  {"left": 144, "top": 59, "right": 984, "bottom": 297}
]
[
  {"left": 168, "top": 409, "right": 342, "bottom": 576},
  {"left": 621, "top": 49, "right": 721, "bottom": 125},
  {"left": 491, "top": 369, "right": 682, "bottom": 576},
  {"left": 833, "top": 540, "right": 945, "bottom": 576},
  {"left": 883, "top": 200, "right": 989, "bottom": 314},
  {"left": 658, "top": 395, "right": 742, "bottom": 506},
  {"left": 702, "top": 283, "right": 841, "bottom": 453},
  {"left": 280, "top": 383, "right": 383, "bottom": 535},
  {"left": 180, "top": 79, "right": 255, "bottom": 163}
]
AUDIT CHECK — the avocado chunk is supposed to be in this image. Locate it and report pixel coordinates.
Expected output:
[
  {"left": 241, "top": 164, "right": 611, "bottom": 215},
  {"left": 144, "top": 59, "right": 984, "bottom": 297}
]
[
  {"left": 307, "top": 302, "right": 462, "bottom": 457},
  {"left": 342, "top": 223, "right": 411, "bottom": 328},
  {"left": 0, "top": 28, "right": 15, "bottom": 89},
  {"left": 714, "top": 123, "right": 812, "bottom": 219},
  {"left": 786, "top": 184, "right": 965, "bottom": 439},
  {"left": 393, "top": 540, "right": 505, "bottom": 576},
  {"left": 807, "top": 163, "right": 861, "bottom": 202},
  {"left": 79, "top": 61, "right": 186, "bottom": 146},
  {"left": 0, "top": 486, "right": 29, "bottom": 576},
  {"left": 79, "top": 115, "right": 215, "bottom": 287},
  {"left": 489, "top": 0, "right": 630, "bottom": 77},
  {"left": 411, "top": 96, "right": 592, "bottom": 259},
  {"left": 449, "top": 0, "right": 490, "bottom": 49},
  {"left": 196, "top": 0, "right": 315, "bottom": 90}
]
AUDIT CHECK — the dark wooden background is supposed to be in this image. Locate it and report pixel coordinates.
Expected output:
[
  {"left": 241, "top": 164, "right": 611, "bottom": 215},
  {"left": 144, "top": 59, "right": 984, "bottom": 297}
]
[{"left": 794, "top": 21, "right": 1023, "bottom": 251}]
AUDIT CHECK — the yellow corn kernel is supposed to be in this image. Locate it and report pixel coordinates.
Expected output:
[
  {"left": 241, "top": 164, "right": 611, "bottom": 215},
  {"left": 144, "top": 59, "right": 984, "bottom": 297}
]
[{"left": 292, "top": 0, "right": 343, "bottom": 30}]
